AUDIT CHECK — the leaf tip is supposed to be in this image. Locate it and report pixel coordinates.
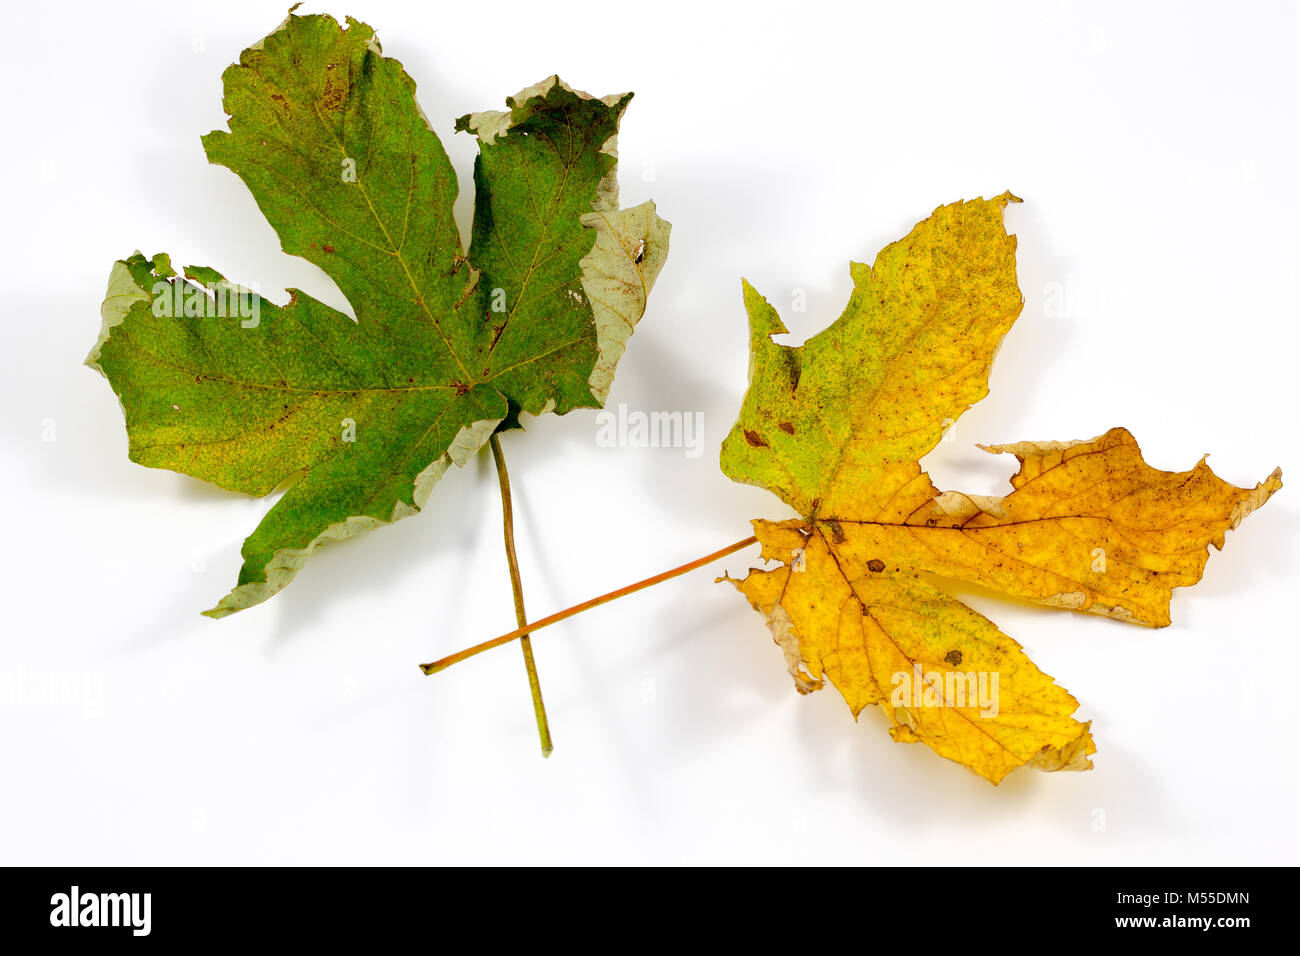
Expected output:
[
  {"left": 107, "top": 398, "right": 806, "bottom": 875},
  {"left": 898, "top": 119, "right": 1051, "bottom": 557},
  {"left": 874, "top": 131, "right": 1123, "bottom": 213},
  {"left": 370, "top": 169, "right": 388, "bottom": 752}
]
[{"left": 740, "top": 279, "right": 788, "bottom": 340}]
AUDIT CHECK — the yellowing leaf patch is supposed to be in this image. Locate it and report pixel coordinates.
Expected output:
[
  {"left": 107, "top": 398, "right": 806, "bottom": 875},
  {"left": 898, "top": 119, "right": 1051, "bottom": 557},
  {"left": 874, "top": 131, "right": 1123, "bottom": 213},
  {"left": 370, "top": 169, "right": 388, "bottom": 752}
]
[{"left": 721, "top": 194, "right": 1281, "bottom": 785}]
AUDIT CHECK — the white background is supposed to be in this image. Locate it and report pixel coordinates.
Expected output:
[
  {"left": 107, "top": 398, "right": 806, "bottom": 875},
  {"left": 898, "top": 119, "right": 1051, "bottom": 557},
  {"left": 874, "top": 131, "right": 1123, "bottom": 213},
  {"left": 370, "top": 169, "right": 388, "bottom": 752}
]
[{"left": 2, "top": 0, "right": 1297, "bottom": 865}]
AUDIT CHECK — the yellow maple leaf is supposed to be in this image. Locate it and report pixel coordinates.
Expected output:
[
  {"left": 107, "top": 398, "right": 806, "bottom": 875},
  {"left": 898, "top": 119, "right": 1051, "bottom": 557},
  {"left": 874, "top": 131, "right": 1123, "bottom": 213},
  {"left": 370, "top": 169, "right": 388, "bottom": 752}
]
[{"left": 720, "top": 193, "right": 1281, "bottom": 785}]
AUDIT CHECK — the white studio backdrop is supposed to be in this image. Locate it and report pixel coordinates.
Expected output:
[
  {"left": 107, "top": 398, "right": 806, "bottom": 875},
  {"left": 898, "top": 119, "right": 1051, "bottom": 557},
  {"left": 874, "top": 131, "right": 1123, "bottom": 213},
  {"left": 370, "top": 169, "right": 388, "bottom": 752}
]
[{"left": 1, "top": 0, "right": 1296, "bottom": 864}]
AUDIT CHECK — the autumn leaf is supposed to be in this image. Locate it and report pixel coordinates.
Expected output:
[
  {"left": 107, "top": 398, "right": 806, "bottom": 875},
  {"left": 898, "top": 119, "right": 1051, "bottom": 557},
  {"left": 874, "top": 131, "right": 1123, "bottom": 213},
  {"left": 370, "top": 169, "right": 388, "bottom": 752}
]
[
  {"left": 86, "top": 12, "right": 669, "bottom": 617},
  {"left": 720, "top": 193, "right": 1280, "bottom": 785}
]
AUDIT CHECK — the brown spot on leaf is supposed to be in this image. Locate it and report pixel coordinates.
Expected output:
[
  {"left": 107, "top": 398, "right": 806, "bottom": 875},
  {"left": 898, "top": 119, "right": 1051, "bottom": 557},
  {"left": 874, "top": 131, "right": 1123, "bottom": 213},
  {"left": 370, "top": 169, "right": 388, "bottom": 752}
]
[
  {"left": 318, "top": 67, "right": 347, "bottom": 112},
  {"left": 866, "top": 558, "right": 885, "bottom": 573},
  {"left": 451, "top": 381, "right": 470, "bottom": 397},
  {"left": 322, "top": 244, "right": 336, "bottom": 254},
  {"left": 827, "top": 520, "right": 845, "bottom": 544},
  {"left": 778, "top": 421, "right": 795, "bottom": 435},
  {"left": 744, "top": 429, "right": 769, "bottom": 448},
  {"left": 944, "top": 650, "right": 963, "bottom": 666}
]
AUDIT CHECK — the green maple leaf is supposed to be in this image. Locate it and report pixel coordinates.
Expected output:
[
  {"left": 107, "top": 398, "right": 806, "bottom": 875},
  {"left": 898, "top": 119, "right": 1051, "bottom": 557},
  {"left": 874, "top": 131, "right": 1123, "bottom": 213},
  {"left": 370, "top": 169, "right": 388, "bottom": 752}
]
[{"left": 87, "top": 12, "right": 669, "bottom": 617}]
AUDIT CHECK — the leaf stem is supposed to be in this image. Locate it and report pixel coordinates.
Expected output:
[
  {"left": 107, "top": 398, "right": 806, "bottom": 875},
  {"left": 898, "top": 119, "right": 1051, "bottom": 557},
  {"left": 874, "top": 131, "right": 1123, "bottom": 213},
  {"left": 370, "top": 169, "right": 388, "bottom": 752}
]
[
  {"left": 420, "top": 535, "right": 759, "bottom": 676},
  {"left": 489, "top": 433, "right": 553, "bottom": 758}
]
